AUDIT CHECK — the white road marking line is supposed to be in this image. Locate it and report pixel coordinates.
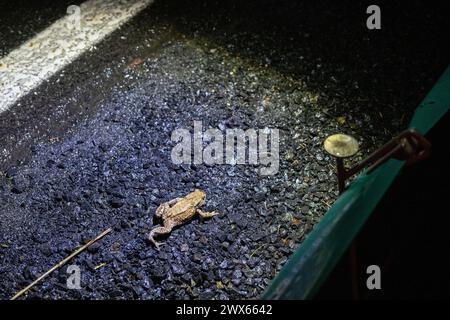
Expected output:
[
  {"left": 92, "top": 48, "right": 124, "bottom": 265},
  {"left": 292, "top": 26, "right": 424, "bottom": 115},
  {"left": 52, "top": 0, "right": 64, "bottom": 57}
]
[{"left": 0, "top": 0, "right": 153, "bottom": 114}]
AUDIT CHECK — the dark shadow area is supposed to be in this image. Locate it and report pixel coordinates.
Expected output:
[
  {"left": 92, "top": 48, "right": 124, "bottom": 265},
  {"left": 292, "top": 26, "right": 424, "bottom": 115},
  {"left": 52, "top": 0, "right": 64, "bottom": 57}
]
[
  {"left": 152, "top": 0, "right": 450, "bottom": 123},
  {"left": 316, "top": 111, "right": 450, "bottom": 299}
]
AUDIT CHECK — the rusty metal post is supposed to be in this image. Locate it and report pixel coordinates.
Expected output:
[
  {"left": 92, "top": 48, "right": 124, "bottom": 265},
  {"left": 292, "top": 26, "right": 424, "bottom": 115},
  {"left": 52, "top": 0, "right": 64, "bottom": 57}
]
[
  {"left": 323, "top": 128, "right": 431, "bottom": 300},
  {"left": 336, "top": 157, "right": 346, "bottom": 194}
]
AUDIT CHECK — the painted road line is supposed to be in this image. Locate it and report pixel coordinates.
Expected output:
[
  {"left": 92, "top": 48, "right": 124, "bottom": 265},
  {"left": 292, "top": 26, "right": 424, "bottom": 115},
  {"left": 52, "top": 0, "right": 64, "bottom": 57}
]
[{"left": 0, "top": 0, "right": 153, "bottom": 114}]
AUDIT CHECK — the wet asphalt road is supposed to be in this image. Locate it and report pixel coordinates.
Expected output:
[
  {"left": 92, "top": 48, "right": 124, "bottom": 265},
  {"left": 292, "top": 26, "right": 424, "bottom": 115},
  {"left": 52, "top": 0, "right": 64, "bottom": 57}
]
[
  {"left": 0, "top": 0, "right": 449, "bottom": 299},
  {"left": 0, "top": 0, "right": 84, "bottom": 57}
]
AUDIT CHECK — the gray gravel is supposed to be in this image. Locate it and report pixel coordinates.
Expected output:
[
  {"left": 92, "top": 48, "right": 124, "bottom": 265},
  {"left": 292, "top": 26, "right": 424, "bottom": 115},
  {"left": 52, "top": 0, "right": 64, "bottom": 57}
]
[{"left": 0, "top": 0, "right": 448, "bottom": 299}]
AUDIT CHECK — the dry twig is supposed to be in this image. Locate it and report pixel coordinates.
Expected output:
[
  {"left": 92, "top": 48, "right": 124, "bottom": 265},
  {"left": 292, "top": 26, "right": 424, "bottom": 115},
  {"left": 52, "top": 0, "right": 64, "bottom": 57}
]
[{"left": 10, "top": 227, "right": 112, "bottom": 300}]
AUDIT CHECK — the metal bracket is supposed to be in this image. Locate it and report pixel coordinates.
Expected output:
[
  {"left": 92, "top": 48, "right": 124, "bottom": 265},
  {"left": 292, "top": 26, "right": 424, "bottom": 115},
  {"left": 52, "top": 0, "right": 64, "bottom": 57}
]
[{"left": 334, "top": 128, "right": 431, "bottom": 193}]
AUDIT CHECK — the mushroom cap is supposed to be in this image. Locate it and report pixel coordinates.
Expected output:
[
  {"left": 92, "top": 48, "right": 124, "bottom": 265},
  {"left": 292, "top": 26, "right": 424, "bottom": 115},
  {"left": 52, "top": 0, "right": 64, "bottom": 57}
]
[{"left": 323, "top": 134, "right": 359, "bottom": 158}]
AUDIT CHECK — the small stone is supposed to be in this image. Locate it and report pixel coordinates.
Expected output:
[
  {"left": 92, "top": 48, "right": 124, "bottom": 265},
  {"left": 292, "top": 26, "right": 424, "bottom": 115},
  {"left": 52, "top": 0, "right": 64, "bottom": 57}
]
[
  {"left": 87, "top": 242, "right": 100, "bottom": 254},
  {"left": 318, "top": 173, "right": 328, "bottom": 182},
  {"left": 219, "top": 260, "right": 228, "bottom": 269},
  {"left": 40, "top": 245, "right": 53, "bottom": 257},
  {"left": 120, "top": 220, "right": 130, "bottom": 229},
  {"left": 172, "top": 264, "right": 185, "bottom": 275},
  {"left": 221, "top": 242, "right": 230, "bottom": 250},
  {"left": 11, "top": 176, "right": 29, "bottom": 194},
  {"left": 192, "top": 253, "right": 202, "bottom": 263},
  {"left": 150, "top": 265, "right": 166, "bottom": 282},
  {"left": 199, "top": 236, "right": 208, "bottom": 245},
  {"left": 109, "top": 197, "right": 124, "bottom": 208}
]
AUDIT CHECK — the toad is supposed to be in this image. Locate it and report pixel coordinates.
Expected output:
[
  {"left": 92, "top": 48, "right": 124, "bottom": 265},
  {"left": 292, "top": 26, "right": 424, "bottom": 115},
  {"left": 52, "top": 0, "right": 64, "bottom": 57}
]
[{"left": 148, "top": 189, "right": 218, "bottom": 249}]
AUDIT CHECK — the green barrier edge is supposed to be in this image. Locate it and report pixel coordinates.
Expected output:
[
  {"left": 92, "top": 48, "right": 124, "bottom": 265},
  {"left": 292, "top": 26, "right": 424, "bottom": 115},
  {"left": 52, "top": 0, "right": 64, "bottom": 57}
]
[{"left": 261, "top": 66, "right": 450, "bottom": 299}]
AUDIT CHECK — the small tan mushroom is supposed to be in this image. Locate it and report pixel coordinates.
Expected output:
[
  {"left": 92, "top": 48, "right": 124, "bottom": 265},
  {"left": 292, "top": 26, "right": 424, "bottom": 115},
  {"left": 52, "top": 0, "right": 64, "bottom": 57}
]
[{"left": 323, "top": 134, "right": 359, "bottom": 158}]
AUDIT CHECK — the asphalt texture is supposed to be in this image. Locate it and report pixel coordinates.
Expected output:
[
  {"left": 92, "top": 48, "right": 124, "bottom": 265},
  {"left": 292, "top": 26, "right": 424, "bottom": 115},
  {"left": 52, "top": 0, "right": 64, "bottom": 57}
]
[
  {"left": 0, "top": 0, "right": 449, "bottom": 299},
  {"left": 0, "top": 0, "right": 84, "bottom": 57}
]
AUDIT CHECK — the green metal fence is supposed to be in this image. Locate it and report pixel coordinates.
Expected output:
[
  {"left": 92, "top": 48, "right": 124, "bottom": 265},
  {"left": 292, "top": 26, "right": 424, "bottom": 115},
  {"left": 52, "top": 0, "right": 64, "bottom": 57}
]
[{"left": 261, "top": 66, "right": 450, "bottom": 299}]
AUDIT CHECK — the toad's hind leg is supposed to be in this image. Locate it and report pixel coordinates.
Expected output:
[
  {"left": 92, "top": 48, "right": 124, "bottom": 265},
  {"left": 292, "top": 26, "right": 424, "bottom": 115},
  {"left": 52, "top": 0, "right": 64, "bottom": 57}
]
[
  {"left": 197, "top": 209, "right": 219, "bottom": 218},
  {"left": 148, "top": 221, "right": 175, "bottom": 250}
]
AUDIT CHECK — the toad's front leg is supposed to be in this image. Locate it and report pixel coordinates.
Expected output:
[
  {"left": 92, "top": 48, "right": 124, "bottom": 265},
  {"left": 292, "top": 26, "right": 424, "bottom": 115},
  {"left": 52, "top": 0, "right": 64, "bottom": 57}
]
[
  {"left": 197, "top": 209, "right": 219, "bottom": 218},
  {"left": 155, "top": 197, "right": 181, "bottom": 218}
]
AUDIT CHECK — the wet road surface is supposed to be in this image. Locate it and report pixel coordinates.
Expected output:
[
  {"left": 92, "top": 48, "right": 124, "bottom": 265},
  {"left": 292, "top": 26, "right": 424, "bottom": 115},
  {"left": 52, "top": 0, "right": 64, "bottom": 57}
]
[{"left": 0, "top": 0, "right": 449, "bottom": 299}]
